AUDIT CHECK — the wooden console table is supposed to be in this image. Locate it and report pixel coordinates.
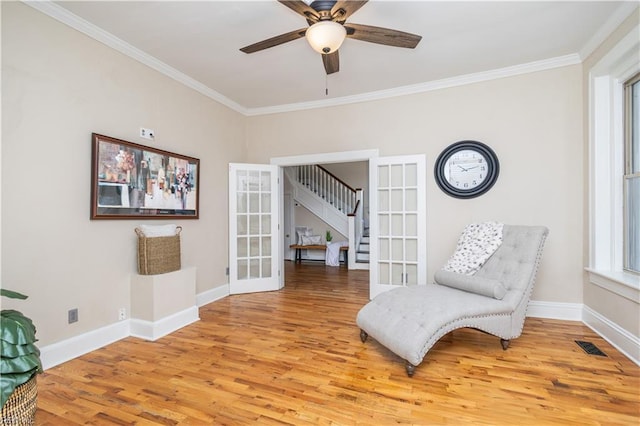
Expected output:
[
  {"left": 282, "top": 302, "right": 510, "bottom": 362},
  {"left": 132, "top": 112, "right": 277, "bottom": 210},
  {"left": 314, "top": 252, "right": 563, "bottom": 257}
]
[{"left": 290, "top": 244, "right": 348, "bottom": 266}]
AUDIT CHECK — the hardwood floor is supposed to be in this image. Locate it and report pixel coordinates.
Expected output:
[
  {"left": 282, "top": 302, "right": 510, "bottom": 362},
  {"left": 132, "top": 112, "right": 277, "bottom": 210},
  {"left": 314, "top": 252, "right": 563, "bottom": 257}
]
[{"left": 36, "top": 262, "right": 639, "bottom": 425}]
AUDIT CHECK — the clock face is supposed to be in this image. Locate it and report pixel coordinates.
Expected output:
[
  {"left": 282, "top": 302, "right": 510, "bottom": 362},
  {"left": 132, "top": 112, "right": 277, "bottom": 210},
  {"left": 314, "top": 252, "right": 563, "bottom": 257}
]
[
  {"left": 434, "top": 141, "right": 499, "bottom": 199},
  {"left": 444, "top": 149, "right": 488, "bottom": 190}
]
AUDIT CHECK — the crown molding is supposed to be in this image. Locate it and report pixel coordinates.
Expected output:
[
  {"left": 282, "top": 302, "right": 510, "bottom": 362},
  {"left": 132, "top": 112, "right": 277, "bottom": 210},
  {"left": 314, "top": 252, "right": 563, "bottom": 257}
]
[
  {"left": 579, "top": 2, "right": 639, "bottom": 61},
  {"left": 245, "top": 54, "right": 581, "bottom": 116},
  {"left": 23, "top": 0, "right": 250, "bottom": 115},
  {"left": 23, "top": 1, "right": 589, "bottom": 118}
]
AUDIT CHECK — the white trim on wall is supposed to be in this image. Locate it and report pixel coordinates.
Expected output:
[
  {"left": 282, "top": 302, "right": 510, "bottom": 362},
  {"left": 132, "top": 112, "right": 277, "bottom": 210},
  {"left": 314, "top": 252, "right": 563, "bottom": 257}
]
[
  {"left": 527, "top": 300, "right": 583, "bottom": 321},
  {"left": 583, "top": 305, "right": 640, "bottom": 366},
  {"left": 130, "top": 306, "right": 199, "bottom": 341},
  {"left": 24, "top": 0, "right": 248, "bottom": 115},
  {"left": 196, "top": 284, "right": 230, "bottom": 307},
  {"left": 248, "top": 55, "right": 581, "bottom": 116},
  {"left": 579, "top": 2, "right": 640, "bottom": 60},
  {"left": 23, "top": 0, "right": 613, "bottom": 118},
  {"left": 271, "top": 150, "right": 379, "bottom": 166},
  {"left": 39, "top": 296, "right": 640, "bottom": 370},
  {"left": 39, "top": 321, "right": 129, "bottom": 370},
  {"left": 586, "top": 268, "right": 640, "bottom": 303},
  {"left": 39, "top": 285, "right": 229, "bottom": 370}
]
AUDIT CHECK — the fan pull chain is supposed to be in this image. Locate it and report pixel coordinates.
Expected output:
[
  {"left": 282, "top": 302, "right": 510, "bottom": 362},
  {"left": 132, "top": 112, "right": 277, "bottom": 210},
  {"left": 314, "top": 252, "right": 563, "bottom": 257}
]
[{"left": 325, "top": 74, "right": 329, "bottom": 96}]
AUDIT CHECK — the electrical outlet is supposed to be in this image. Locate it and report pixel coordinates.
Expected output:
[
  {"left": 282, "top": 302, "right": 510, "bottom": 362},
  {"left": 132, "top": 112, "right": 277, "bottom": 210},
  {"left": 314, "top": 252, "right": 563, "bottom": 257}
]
[
  {"left": 118, "top": 308, "right": 126, "bottom": 321},
  {"left": 68, "top": 308, "right": 78, "bottom": 324},
  {"left": 140, "top": 127, "right": 155, "bottom": 140}
]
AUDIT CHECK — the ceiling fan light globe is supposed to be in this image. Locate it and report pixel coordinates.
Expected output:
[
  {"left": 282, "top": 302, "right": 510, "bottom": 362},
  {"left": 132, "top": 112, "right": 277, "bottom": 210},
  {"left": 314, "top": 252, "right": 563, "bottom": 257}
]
[{"left": 305, "top": 21, "right": 346, "bottom": 54}]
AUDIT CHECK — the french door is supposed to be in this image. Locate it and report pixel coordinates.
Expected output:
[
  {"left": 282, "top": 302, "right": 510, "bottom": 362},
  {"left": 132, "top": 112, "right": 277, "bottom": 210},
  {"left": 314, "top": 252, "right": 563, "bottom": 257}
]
[
  {"left": 369, "top": 155, "right": 426, "bottom": 299},
  {"left": 229, "top": 163, "right": 282, "bottom": 294}
]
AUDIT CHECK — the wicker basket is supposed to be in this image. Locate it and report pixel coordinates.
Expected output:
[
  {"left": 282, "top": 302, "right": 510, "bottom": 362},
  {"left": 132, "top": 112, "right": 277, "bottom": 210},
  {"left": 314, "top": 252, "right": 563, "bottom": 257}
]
[
  {"left": 135, "top": 226, "right": 182, "bottom": 275},
  {"left": 0, "top": 375, "right": 37, "bottom": 426}
]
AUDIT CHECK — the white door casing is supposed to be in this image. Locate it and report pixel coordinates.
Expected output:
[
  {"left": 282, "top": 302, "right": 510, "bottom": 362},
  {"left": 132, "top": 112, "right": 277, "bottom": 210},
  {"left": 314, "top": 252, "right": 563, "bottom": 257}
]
[
  {"left": 229, "top": 163, "right": 282, "bottom": 294},
  {"left": 369, "top": 155, "right": 427, "bottom": 299}
]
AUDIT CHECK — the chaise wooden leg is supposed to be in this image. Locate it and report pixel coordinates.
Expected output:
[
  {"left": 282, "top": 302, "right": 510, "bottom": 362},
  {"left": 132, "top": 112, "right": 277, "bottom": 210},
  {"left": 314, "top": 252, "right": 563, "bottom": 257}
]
[
  {"left": 405, "top": 362, "right": 416, "bottom": 377},
  {"left": 500, "top": 338, "right": 510, "bottom": 350},
  {"left": 360, "top": 330, "right": 368, "bottom": 343}
]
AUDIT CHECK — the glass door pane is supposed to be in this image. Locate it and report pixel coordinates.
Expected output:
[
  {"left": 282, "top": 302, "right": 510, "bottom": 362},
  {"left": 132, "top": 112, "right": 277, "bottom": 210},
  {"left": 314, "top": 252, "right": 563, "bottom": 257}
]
[
  {"left": 229, "top": 164, "right": 280, "bottom": 294},
  {"left": 369, "top": 155, "right": 426, "bottom": 299}
]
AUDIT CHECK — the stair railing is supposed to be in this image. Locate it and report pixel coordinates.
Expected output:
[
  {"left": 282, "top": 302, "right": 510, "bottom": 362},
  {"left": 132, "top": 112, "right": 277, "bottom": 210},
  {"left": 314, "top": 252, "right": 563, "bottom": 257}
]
[
  {"left": 347, "top": 189, "right": 364, "bottom": 269},
  {"left": 294, "top": 165, "right": 356, "bottom": 213}
]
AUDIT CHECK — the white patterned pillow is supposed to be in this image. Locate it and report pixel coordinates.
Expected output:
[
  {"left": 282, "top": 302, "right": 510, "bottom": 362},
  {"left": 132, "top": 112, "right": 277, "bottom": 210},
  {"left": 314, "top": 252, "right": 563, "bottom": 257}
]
[
  {"left": 301, "top": 235, "right": 322, "bottom": 245},
  {"left": 296, "top": 227, "right": 313, "bottom": 245},
  {"left": 443, "top": 222, "right": 504, "bottom": 275}
]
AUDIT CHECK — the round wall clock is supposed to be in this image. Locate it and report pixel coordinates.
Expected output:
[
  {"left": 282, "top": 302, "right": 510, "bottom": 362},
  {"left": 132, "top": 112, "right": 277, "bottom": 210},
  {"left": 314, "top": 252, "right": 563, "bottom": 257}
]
[{"left": 434, "top": 140, "right": 500, "bottom": 199}]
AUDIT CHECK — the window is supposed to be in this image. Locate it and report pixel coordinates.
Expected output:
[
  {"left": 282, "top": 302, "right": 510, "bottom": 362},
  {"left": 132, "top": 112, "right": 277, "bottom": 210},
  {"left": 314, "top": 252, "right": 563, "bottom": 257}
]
[
  {"left": 624, "top": 73, "right": 640, "bottom": 273},
  {"left": 588, "top": 24, "right": 639, "bottom": 296}
]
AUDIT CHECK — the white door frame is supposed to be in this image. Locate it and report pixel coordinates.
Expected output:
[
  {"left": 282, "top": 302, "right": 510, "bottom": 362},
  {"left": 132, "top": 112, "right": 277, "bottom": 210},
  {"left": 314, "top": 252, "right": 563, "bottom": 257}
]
[
  {"left": 271, "top": 149, "right": 378, "bottom": 275},
  {"left": 270, "top": 150, "right": 379, "bottom": 168}
]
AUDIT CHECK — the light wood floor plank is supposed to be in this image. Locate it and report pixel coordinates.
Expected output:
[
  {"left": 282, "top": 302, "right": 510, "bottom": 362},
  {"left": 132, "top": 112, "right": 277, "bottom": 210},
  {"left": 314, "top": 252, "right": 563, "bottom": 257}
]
[{"left": 35, "top": 262, "right": 639, "bottom": 425}]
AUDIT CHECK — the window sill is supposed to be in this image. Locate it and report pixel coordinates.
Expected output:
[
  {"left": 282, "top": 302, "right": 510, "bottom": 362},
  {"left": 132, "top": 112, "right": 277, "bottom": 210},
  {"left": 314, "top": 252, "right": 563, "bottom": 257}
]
[{"left": 586, "top": 268, "right": 640, "bottom": 303}]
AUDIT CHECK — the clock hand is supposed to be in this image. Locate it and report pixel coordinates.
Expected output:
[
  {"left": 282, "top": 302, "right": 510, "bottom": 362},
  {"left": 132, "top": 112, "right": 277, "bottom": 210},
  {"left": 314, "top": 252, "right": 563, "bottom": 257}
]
[
  {"left": 466, "top": 166, "right": 479, "bottom": 171},
  {"left": 457, "top": 165, "right": 468, "bottom": 172}
]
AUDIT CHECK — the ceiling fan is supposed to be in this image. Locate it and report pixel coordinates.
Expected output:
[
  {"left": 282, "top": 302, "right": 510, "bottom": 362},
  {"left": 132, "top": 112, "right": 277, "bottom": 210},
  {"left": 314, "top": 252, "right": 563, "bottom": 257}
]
[{"left": 240, "top": 0, "right": 422, "bottom": 75}]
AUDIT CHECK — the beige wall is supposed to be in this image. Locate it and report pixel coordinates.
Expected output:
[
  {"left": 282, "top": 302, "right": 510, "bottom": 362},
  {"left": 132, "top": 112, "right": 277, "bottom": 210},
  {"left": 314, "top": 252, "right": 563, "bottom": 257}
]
[
  {"left": 293, "top": 205, "right": 346, "bottom": 243},
  {"left": 1, "top": 3, "right": 246, "bottom": 346},
  {"left": 5, "top": 1, "right": 632, "bottom": 354},
  {"left": 582, "top": 10, "right": 640, "bottom": 336},
  {"left": 248, "top": 66, "right": 585, "bottom": 303}
]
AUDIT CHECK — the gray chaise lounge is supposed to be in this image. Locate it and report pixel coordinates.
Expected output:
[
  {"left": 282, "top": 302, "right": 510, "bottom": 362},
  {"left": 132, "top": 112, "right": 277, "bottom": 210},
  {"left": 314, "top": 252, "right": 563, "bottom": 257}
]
[{"left": 356, "top": 225, "right": 549, "bottom": 377}]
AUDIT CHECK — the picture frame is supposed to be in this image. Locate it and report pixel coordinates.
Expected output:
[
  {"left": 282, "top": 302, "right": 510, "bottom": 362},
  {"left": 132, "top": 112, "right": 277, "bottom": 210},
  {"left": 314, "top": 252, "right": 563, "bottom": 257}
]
[{"left": 91, "top": 133, "right": 199, "bottom": 219}]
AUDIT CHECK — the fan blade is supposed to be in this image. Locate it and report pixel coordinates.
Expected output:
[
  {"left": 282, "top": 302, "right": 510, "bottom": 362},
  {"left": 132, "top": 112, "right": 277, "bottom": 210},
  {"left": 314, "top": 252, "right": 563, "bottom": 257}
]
[
  {"left": 278, "top": 0, "right": 320, "bottom": 24},
  {"left": 345, "top": 23, "right": 421, "bottom": 48},
  {"left": 322, "top": 51, "right": 339, "bottom": 74},
  {"left": 331, "top": 1, "right": 367, "bottom": 23},
  {"left": 240, "top": 28, "right": 307, "bottom": 54}
]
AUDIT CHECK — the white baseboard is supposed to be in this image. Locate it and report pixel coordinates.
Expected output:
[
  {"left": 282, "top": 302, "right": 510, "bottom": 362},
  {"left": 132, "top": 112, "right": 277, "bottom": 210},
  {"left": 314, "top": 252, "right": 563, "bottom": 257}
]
[
  {"left": 38, "top": 296, "right": 640, "bottom": 370},
  {"left": 197, "top": 284, "right": 229, "bottom": 307},
  {"left": 40, "top": 283, "right": 228, "bottom": 370},
  {"left": 527, "top": 300, "right": 583, "bottom": 321},
  {"left": 40, "top": 320, "right": 130, "bottom": 370},
  {"left": 527, "top": 300, "right": 640, "bottom": 366},
  {"left": 130, "top": 306, "right": 199, "bottom": 341},
  {"left": 583, "top": 305, "right": 640, "bottom": 366},
  {"left": 349, "top": 262, "right": 370, "bottom": 271}
]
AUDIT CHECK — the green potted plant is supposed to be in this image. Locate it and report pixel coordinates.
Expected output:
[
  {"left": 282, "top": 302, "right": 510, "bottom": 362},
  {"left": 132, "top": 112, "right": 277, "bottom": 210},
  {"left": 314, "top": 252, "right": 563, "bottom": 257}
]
[
  {"left": 325, "top": 230, "right": 333, "bottom": 244},
  {"left": 1, "top": 289, "right": 42, "bottom": 423}
]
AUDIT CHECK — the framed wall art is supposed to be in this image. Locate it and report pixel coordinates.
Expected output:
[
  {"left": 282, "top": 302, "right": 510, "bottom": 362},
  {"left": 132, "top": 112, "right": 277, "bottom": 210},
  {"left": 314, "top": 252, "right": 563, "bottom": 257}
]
[{"left": 91, "top": 133, "right": 199, "bottom": 219}]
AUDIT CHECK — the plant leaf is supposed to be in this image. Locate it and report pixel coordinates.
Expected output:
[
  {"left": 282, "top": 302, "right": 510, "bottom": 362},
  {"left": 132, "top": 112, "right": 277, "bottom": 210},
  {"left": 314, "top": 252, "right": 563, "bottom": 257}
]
[
  {"left": 0, "top": 340, "right": 40, "bottom": 358},
  {"left": 0, "top": 289, "right": 28, "bottom": 300},
  {"left": 0, "top": 354, "right": 41, "bottom": 375},
  {"left": 0, "top": 310, "right": 37, "bottom": 344},
  {"left": 0, "top": 370, "right": 37, "bottom": 409}
]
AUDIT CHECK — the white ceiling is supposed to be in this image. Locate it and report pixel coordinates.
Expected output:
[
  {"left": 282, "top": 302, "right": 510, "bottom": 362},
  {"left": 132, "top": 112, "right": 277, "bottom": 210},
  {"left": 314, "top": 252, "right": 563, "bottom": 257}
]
[{"left": 45, "top": 1, "right": 637, "bottom": 114}]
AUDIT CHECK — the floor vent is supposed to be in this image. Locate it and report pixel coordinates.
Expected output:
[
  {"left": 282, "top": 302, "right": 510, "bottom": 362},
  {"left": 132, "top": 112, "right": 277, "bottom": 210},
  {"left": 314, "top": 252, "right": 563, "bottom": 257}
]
[{"left": 575, "top": 340, "right": 607, "bottom": 357}]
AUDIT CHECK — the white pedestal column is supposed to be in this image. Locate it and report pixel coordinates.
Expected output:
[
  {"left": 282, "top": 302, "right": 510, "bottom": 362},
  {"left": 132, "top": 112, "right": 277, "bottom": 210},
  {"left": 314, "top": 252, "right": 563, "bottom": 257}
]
[{"left": 130, "top": 266, "right": 199, "bottom": 341}]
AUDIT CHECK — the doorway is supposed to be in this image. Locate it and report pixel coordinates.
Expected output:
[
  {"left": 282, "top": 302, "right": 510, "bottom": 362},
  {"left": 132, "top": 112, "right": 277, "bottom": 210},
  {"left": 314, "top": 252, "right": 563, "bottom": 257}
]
[
  {"left": 229, "top": 150, "right": 426, "bottom": 300},
  {"left": 271, "top": 150, "right": 378, "bottom": 280}
]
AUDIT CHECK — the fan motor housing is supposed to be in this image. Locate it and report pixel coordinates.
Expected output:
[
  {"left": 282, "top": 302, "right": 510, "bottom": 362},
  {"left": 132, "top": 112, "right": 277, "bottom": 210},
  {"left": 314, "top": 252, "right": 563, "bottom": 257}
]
[{"left": 310, "top": 1, "right": 337, "bottom": 12}]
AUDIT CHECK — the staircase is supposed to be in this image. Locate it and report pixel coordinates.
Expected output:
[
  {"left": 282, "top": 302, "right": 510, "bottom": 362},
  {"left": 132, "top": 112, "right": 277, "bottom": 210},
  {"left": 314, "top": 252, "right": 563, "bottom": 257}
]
[
  {"left": 285, "top": 165, "right": 369, "bottom": 269},
  {"left": 356, "top": 228, "right": 370, "bottom": 264}
]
